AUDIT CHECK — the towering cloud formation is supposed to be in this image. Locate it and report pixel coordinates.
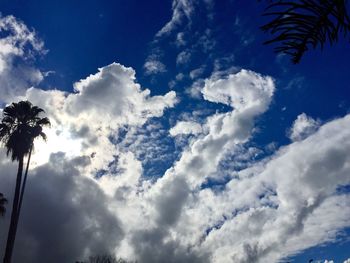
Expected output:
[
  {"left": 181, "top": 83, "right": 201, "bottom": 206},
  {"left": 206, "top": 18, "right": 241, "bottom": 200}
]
[{"left": 24, "top": 63, "right": 176, "bottom": 172}]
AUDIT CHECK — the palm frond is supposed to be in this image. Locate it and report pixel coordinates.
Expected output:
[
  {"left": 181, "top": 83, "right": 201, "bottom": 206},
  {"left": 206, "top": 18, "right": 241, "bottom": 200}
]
[
  {"left": 0, "top": 193, "right": 7, "bottom": 217},
  {"left": 0, "top": 101, "right": 51, "bottom": 160},
  {"left": 29, "top": 106, "right": 45, "bottom": 119},
  {"left": 36, "top": 117, "right": 51, "bottom": 127},
  {"left": 39, "top": 131, "right": 47, "bottom": 141},
  {"left": 260, "top": 0, "right": 350, "bottom": 63}
]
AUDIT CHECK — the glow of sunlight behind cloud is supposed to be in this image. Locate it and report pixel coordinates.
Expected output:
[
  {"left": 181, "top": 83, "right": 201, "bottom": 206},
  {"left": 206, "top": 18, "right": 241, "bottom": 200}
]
[{"left": 31, "top": 126, "right": 82, "bottom": 167}]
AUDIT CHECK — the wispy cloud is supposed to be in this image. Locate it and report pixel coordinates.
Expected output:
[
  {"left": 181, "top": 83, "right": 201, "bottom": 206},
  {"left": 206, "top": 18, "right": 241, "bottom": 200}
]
[
  {"left": 156, "top": 0, "right": 195, "bottom": 38},
  {"left": 0, "top": 15, "right": 46, "bottom": 101},
  {"left": 144, "top": 58, "right": 167, "bottom": 75}
]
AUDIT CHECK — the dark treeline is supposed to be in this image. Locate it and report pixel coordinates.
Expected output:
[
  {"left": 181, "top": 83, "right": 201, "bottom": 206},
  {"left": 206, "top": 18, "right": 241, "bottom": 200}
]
[{"left": 76, "top": 254, "right": 137, "bottom": 263}]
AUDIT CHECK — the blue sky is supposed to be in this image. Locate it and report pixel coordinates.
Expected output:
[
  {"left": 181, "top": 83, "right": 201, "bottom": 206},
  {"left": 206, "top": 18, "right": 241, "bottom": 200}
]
[{"left": 0, "top": 0, "right": 350, "bottom": 262}]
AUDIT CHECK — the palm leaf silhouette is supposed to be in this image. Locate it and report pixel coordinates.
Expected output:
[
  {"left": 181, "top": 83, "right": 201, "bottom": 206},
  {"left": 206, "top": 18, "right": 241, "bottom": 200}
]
[{"left": 260, "top": 0, "right": 350, "bottom": 63}]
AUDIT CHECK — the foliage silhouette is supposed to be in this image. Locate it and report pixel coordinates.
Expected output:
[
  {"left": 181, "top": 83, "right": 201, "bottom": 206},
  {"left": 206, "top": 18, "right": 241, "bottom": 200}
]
[
  {"left": 0, "top": 193, "right": 7, "bottom": 217},
  {"left": 76, "top": 254, "right": 137, "bottom": 263},
  {"left": 260, "top": 0, "right": 350, "bottom": 63},
  {"left": 0, "top": 101, "right": 50, "bottom": 263}
]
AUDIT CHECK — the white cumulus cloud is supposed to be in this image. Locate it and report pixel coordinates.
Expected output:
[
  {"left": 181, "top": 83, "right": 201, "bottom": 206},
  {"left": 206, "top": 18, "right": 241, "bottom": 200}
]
[
  {"left": 24, "top": 62, "right": 176, "bottom": 172},
  {"left": 169, "top": 121, "right": 202, "bottom": 136},
  {"left": 288, "top": 113, "right": 320, "bottom": 141}
]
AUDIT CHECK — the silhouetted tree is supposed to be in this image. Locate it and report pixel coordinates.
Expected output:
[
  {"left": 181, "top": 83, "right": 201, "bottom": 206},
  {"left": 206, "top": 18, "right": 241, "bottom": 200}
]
[
  {"left": 260, "top": 0, "right": 350, "bottom": 63},
  {"left": 0, "top": 193, "right": 7, "bottom": 217},
  {"left": 76, "top": 254, "right": 136, "bottom": 263},
  {"left": 0, "top": 101, "right": 50, "bottom": 263}
]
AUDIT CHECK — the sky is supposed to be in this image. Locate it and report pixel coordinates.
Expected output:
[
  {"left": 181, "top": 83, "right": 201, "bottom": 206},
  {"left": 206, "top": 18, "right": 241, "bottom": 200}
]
[{"left": 0, "top": 0, "right": 350, "bottom": 262}]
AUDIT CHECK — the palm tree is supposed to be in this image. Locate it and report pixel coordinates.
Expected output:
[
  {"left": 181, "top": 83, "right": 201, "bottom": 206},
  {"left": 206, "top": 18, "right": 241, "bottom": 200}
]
[
  {"left": 0, "top": 101, "right": 50, "bottom": 263},
  {"left": 0, "top": 193, "right": 7, "bottom": 217},
  {"left": 260, "top": 0, "right": 350, "bottom": 63}
]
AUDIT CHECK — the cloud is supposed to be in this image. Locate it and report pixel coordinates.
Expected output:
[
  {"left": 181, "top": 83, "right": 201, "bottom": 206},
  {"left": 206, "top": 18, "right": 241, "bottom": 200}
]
[
  {"left": 0, "top": 15, "right": 46, "bottom": 102},
  {"left": 125, "top": 71, "right": 350, "bottom": 263},
  {"left": 203, "top": 69, "right": 274, "bottom": 111},
  {"left": 175, "top": 72, "right": 185, "bottom": 81},
  {"left": 21, "top": 62, "right": 176, "bottom": 174},
  {"left": 143, "top": 48, "right": 167, "bottom": 76},
  {"left": 169, "top": 120, "right": 202, "bottom": 136},
  {"left": 144, "top": 59, "right": 167, "bottom": 75},
  {"left": 176, "top": 50, "right": 191, "bottom": 65},
  {"left": 0, "top": 15, "right": 45, "bottom": 65},
  {"left": 68, "top": 63, "right": 175, "bottom": 124},
  {"left": 288, "top": 113, "right": 320, "bottom": 141},
  {"left": 0, "top": 151, "right": 124, "bottom": 263},
  {"left": 1, "top": 14, "right": 350, "bottom": 261},
  {"left": 344, "top": 259, "right": 350, "bottom": 263},
  {"left": 155, "top": 0, "right": 214, "bottom": 39},
  {"left": 148, "top": 0, "right": 216, "bottom": 82},
  {"left": 0, "top": 61, "right": 177, "bottom": 262},
  {"left": 186, "top": 79, "right": 205, "bottom": 99},
  {"left": 1, "top": 65, "right": 350, "bottom": 263},
  {"left": 176, "top": 32, "right": 187, "bottom": 47},
  {"left": 115, "top": 120, "right": 178, "bottom": 178},
  {"left": 156, "top": 0, "right": 195, "bottom": 37},
  {"left": 117, "top": 69, "right": 275, "bottom": 262},
  {"left": 195, "top": 114, "right": 350, "bottom": 262},
  {"left": 190, "top": 66, "right": 205, "bottom": 79}
]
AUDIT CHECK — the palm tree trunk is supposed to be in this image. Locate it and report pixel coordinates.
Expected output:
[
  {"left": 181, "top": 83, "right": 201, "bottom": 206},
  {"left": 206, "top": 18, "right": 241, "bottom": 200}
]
[
  {"left": 12, "top": 146, "right": 32, "bottom": 243},
  {"left": 0, "top": 193, "right": 7, "bottom": 217},
  {"left": 3, "top": 157, "right": 24, "bottom": 263}
]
